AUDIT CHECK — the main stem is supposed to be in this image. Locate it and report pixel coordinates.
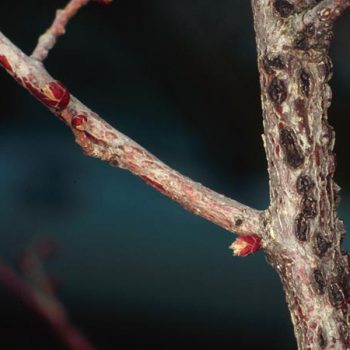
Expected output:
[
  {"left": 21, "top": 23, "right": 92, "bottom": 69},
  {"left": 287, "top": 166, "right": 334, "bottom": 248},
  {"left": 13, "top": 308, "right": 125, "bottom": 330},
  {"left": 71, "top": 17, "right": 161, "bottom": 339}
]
[{"left": 252, "top": 1, "right": 350, "bottom": 349}]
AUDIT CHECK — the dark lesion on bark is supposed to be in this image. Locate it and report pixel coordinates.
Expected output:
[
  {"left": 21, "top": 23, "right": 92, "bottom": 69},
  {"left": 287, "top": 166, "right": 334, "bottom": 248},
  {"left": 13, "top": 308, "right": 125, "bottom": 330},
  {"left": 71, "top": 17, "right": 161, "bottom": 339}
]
[
  {"left": 294, "top": 12, "right": 335, "bottom": 53},
  {"left": 254, "top": 0, "right": 350, "bottom": 348},
  {"left": 299, "top": 69, "right": 311, "bottom": 97},
  {"left": 273, "top": 0, "right": 295, "bottom": 18},
  {"left": 268, "top": 77, "right": 288, "bottom": 105},
  {"left": 294, "top": 32, "right": 310, "bottom": 51},
  {"left": 294, "top": 213, "right": 309, "bottom": 241},
  {"left": 263, "top": 54, "right": 286, "bottom": 74},
  {"left": 313, "top": 232, "right": 331, "bottom": 258},
  {"left": 234, "top": 218, "right": 243, "bottom": 227},
  {"left": 328, "top": 281, "right": 346, "bottom": 309},
  {"left": 301, "top": 195, "right": 318, "bottom": 219},
  {"left": 296, "top": 175, "right": 315, "bottom": 195},
  {"left": 312, "top": 268, "right": 326, "bottom": 295},
  {"left": 317, "top": 326, "right": 327, "bottom": 349},
  {"left": 279, "top": 127, "right": 305, "bottom": 168}
]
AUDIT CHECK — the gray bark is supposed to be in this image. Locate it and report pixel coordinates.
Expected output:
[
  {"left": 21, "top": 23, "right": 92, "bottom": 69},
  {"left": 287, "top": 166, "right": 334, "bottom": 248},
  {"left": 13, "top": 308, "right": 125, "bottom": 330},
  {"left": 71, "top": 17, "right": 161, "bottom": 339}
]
[
  {"left": 252, "top": 1, "right": 350, "bottom": 349},
  {"left": 1, "top": 1, "right": 350, "bottom": 348}
]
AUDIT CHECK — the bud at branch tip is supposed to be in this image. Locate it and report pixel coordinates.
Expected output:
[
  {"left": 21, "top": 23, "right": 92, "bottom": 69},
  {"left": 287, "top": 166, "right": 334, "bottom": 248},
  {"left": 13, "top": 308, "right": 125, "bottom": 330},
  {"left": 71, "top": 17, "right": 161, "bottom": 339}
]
[{"left": 230, "top": 235, "right": 261, "bottom": 257}]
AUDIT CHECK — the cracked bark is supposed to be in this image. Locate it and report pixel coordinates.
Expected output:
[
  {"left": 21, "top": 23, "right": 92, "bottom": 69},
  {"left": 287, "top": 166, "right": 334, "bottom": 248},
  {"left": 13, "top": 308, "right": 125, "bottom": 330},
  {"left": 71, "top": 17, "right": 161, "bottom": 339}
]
[{"left": 252, "top": 0, "right": 350, "bottom": 349}]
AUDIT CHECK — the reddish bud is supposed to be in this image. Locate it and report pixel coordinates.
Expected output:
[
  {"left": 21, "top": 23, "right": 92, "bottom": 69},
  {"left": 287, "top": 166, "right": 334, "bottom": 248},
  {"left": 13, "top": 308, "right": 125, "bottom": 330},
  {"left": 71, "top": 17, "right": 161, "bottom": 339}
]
[
  {"left": 42, "top": 81, "right": 70, "bottom": 111},
  {"left": 71, "top": 114, "right": 88, "bottom": 130},
  {"left": 230, "top": 234, "right": 261, "bottom": 257}
]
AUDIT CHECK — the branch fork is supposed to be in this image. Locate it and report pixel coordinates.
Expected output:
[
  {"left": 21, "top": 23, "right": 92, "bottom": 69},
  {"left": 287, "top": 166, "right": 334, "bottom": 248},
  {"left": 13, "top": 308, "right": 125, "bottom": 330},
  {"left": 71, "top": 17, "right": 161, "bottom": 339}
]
[{"left": 2, "top": 0, "right": 350, "bottom": 348}]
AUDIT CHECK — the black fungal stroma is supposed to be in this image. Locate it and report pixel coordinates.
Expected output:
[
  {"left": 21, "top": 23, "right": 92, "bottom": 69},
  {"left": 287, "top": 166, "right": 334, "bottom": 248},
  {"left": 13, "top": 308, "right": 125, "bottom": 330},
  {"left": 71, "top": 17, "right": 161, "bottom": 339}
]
[
  {"left": 294, "top": 213, "right": 309, "bottom": 241},
  {"left": 296, "top": 175, "right": 315, "bottom": 195},
  {"left": 302, "top": 196, "right": 318, "bottom": 218},
  {"left": 263, "top": 55, "right": 285, "bottom": 74},
  {"left": 279, "top": 128, "right": 305, "bottom": 168},
  {"left": 314, "top": 232, "right": 331, "bottom": 258},
  {"left": 268, "top": 77, "right": 287, "bottom": 105},
  {"left": 328, "top": 282, "right": 345, "bottom": 309},
  {"left": 313, "top": 269, "right": 325, "bottom": 294},
  {"left": 299, "top": 69, "right": 311, "bottom": 97},
  {"left": 273, "top": 0, "right": 295, "bottom": 18},
  {"left": 317, "top": 327, "right": 327, "bottom": 348}
]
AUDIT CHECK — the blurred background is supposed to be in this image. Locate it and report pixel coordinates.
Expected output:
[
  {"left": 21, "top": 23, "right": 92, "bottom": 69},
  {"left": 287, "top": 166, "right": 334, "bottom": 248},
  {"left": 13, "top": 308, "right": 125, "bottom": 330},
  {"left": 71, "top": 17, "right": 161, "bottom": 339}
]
[{"left": 0, "top": 1, "right": 349, "bottom": 349}]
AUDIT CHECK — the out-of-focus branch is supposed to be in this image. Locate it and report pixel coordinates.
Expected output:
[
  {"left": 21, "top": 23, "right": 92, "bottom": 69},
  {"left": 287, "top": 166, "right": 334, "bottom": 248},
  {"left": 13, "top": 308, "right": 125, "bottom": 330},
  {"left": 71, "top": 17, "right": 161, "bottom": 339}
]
[
  {"left": 0, "top": 256, "right": 96, "bottom": 350},
  {"left": 31, "top": 0, "right": 112, "bottom": 61},
  {"left": 0, "top": 31, "right": 265, "bottom": 239}
]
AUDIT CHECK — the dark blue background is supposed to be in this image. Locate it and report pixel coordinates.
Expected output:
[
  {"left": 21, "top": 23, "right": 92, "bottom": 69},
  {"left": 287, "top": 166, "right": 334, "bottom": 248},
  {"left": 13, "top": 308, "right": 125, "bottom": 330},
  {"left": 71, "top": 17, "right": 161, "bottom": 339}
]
[{"left": 0, "top": 1, "right": 349, "bottom": 349}]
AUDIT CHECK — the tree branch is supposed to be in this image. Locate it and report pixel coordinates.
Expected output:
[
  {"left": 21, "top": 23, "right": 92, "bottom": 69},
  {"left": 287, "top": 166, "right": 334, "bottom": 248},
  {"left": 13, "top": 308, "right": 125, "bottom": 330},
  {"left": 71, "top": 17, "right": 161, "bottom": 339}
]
[
  {"left": 31, "top": 0, "right": 90, "bottom": 61},
  {"left": 0, "top": 258, "right": 96, "bottom": 350},
  {"left": 0, "top": 31, "right": 264, "bottom": 238},
  {"left": 31, "top": 0, "right": 112, "bottom": 61},
  {"left": 301, "top": 0, "right": 350, "bottom": 27},
  {"left": 253, "top": 0, "right": 350, "bottom": 347}
]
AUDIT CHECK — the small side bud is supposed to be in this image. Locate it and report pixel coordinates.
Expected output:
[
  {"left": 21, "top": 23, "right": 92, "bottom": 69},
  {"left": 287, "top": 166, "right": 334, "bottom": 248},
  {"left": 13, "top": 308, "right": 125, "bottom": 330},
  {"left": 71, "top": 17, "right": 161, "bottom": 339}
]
[
  {"left": 42, "top": 81, "right": 70, "bottom": 111},
  {"left": 230, "top": 235, "right": 261, "bottom": 257},
  {"left": 71, "top": 114, "right": 88, "bottom": 130}
]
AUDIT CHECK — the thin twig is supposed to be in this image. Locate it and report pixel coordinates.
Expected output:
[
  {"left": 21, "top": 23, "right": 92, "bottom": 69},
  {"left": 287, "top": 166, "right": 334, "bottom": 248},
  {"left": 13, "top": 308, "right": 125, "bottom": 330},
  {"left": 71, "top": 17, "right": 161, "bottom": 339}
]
[
  {"left": 0, "top": 31, "right": 264, "bottom": 238},
  {"left": 31, "top": 0, "right": 91, "bottom": 61},
  {"left": 0, "top": 259, "right": 96, "bottom": 350}
]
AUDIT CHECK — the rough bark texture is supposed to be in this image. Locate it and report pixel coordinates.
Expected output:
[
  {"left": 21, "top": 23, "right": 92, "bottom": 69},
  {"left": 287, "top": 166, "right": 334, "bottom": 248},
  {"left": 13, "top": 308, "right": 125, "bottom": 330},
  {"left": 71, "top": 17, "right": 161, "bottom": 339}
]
[
  {"left": 1, "top": 1, "right": 350, "bottom": 349},
  {"left": 252, "top": 1, "right": 350, "bottom": 349}
]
